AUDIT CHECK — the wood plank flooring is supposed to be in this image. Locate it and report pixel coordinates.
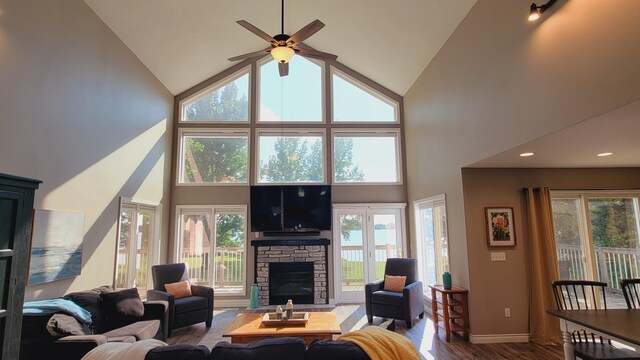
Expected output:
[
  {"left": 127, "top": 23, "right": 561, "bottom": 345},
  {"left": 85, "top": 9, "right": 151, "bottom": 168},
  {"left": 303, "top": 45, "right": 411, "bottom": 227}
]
[{"left": 166, "top": 305, "right": 563, "bottom": 359}]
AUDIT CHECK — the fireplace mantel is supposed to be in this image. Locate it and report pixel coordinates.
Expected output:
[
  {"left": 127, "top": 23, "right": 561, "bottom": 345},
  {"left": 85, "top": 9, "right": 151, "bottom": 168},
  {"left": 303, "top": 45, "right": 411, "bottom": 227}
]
[{"left": 250, "top": 238, "right": 330, "bottom": 247}]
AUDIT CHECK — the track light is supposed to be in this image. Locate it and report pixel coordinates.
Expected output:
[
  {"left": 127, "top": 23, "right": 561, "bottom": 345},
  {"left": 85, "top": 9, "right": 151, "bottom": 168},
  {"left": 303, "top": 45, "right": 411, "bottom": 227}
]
[{"left": 528, "top": 0, "right": 557, "bottom": 22}]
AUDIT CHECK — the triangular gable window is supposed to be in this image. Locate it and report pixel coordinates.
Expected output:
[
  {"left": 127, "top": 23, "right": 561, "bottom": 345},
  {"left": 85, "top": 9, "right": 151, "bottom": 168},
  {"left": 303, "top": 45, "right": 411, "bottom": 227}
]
[
  {"left": 332, "top": 69, "right": 397, "bottom": 123},
  {"left": 181, "top": 68, "right": 250, "bottom": 122}
]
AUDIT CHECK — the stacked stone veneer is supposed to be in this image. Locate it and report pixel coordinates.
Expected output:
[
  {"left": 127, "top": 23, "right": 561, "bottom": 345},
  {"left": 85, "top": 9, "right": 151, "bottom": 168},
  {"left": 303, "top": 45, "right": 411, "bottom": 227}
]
[{"left": 256, "top": 245, "right": 327, "bottom": 305}]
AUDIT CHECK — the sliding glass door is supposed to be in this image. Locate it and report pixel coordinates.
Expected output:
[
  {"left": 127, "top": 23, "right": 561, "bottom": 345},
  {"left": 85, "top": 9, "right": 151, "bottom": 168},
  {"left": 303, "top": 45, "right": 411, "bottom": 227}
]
[
  {"left": 176, "top": 205, "right": 247, "bottom": 296},
  {"left": 551, "top": 192, "right": 640, "bottom": 308}
]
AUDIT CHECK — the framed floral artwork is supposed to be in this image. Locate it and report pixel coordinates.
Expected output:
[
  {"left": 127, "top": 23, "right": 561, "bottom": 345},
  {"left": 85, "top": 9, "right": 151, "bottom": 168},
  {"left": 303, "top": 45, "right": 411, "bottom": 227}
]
[{"left": 485, "top": 207, "right": 516, "bottom": 247}]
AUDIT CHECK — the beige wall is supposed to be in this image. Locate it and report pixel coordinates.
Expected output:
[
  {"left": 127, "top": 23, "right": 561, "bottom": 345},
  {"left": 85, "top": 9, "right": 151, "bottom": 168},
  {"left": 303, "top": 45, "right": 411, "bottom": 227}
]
[
  {"left": 462, "top": 167, "right": 640, "bottom": 336},
  {"left": 0, "top": 1, "right": 173, "bottom": 300},
  {"left": 403, "top": 0, "right": 640, "bottom": 336}
]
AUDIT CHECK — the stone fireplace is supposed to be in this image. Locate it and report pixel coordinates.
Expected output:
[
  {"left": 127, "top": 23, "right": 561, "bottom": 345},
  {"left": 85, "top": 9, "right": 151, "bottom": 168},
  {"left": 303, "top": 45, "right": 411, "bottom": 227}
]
[{"left": 251, "top": 239, "right": 329, "bottom": 306}]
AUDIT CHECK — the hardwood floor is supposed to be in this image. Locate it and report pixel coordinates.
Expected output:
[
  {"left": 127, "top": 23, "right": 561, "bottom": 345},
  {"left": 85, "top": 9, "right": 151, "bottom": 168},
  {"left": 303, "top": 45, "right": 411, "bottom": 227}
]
[{"left": 166, "top": 305, "right": 563, "bottom": 359}]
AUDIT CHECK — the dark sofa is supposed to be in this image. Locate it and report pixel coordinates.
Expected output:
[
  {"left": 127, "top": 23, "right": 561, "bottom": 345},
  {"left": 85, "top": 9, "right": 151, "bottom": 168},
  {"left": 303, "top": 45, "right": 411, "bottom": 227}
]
[
  {"left": 143, "top": 337, "right": 372, "bottom": 360},
  {"left": 20, "top": 286, "right": 169, "bottom": 360}
]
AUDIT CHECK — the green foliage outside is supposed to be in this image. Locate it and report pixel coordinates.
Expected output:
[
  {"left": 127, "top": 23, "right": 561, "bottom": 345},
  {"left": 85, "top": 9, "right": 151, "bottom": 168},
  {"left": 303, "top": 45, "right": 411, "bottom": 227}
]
[
  {"left": 260, "top": 138, "right": 323, "bottom": 182},
  {"left": 334, "top": 137, "right": 365, "bottom": 182},
  {"left": 588, "top": 198, "right": 639, "bottom": 248},
  {"left": 552, "top": 198, "right": 639, "bottom": 249},
  {"left": 183, "top": 81, "right": 249, "bottom": 184},
  {"left": 340, "top": 258, "right": 386, "bottom": 284},
  {"left": 184, "top": 81, "right": 248, "bottom": 121},
  {"left": 184, "top": 137, "right": 248, "bottom": 183}
]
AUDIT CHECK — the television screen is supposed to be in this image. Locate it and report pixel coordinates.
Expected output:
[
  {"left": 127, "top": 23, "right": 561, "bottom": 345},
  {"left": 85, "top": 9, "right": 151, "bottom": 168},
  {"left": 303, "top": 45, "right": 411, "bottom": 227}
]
[
  {"left": 250, "top": 186, "right": 282, "bottom": 232},
  {"left": 250, "top": 185, "right": 332, "bottom": 232},
  {"left": 282, "top": 185, "right": 331, "bottom": 231}
]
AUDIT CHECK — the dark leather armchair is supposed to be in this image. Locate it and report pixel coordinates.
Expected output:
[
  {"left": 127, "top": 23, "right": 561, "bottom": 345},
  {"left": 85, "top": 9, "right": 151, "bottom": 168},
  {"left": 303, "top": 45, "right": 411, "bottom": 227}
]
[
  {"left": 365, "top": 258, "right": 424, "bottom": 329},
  {"left": 147, "top": 263, "right": 214, "bottom": 337}
]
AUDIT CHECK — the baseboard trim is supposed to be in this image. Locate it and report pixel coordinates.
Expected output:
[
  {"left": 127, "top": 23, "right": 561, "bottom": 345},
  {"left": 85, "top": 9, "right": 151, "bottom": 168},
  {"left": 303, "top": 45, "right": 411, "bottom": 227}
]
[
  {"left": 215, "top": 299, "right": 249, "bottom": 308},
  {"left": 470, "top": 333, "right": 530, "bottom": 344}
]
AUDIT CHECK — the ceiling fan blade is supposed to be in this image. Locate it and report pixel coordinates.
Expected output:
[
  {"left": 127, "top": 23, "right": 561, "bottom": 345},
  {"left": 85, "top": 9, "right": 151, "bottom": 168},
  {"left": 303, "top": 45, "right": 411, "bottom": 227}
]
[
  {"left": 228, "top": 48, "right": 272, "bottom": 62},
  {"left": 287, "top": 20, "right": 325, "bottom": 45},
  {"left": 278, "top": 62, "right": 289, "bottom": 77},
  {"left": 236, "top": 20, "right": 277, "bottom": 44},
  {"left": 297, "top": 47, "right": 338, "bottom": 61}
]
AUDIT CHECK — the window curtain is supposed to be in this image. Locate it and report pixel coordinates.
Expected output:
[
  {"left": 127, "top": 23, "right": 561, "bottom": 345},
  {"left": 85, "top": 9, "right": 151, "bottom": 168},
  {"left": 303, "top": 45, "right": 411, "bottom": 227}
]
[{"left": 526, "top": 187, "right": 562, "bottom": 344}]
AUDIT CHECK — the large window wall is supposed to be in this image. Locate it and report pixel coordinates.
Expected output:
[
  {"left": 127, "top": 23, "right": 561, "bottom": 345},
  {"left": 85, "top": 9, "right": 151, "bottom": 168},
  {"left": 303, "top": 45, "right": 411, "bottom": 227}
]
[{"left": 172, "top": 55, "right": 405, "bottom": 299}]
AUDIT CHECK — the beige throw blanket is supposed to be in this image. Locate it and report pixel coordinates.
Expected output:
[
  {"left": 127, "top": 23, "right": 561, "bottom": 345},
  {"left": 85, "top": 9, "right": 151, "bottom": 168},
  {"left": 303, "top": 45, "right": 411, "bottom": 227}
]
[{"left": 82, "top": 339, "right": 166, "bottom": 360}]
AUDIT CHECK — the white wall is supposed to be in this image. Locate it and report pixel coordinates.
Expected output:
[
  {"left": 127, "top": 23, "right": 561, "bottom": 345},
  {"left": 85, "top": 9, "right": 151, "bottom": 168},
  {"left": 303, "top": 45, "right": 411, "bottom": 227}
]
[{"left": 0, "top": 0, "right": 174, "bottom": 300}]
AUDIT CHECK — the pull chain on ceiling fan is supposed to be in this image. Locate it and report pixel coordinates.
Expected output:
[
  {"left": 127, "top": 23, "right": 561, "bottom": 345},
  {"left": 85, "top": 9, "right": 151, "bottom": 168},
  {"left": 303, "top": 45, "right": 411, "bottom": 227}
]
[{"left": 228, "top": 0, "right": 338, "bottom": 77}]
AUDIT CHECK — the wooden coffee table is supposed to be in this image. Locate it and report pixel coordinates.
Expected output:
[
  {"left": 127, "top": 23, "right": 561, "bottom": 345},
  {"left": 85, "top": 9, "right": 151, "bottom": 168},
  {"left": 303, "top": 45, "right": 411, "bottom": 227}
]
[{"left": 223, "top": 312, "right": 342, "bottom": 345}]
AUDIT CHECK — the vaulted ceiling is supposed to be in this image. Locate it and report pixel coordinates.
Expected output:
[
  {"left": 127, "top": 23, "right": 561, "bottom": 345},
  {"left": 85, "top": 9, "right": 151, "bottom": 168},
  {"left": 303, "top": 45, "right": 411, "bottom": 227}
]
[
  {"left": 83, "top": 0, "right": 640, "bottom": 169},
  {"left": 83, "top": 0, "right": 477, "bottom": 96}
]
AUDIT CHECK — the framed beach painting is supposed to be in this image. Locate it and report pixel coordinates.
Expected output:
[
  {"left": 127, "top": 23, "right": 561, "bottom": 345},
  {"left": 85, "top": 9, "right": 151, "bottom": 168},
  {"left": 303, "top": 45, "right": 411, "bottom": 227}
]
[
  {"left": 28, "top": 210, "right": 84, "bottom": 285},
  {"left": 485, "top": 207, "right": 516, "bottom": 248}
]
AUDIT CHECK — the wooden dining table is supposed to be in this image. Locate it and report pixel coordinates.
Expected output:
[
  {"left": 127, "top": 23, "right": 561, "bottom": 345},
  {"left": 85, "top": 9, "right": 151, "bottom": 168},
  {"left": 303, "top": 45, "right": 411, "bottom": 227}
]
[{"left": 547, "top": 309, "right": 640, "bottom": 360}]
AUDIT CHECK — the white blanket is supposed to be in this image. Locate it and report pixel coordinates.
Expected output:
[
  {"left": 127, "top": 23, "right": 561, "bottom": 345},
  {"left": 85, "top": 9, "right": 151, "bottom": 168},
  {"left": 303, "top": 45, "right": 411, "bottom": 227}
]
[{"left": 82, "top": 339, "right": 167, "bottom": 360}]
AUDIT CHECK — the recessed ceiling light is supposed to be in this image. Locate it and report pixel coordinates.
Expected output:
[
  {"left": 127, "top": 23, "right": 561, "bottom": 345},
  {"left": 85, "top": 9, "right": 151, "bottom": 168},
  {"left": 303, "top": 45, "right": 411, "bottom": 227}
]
[
  {"left": 520, "top": 152, "right": 535, "bottom": 157},
  {"left": 596, "top": 152, "right": 613, "bottom": 157}
]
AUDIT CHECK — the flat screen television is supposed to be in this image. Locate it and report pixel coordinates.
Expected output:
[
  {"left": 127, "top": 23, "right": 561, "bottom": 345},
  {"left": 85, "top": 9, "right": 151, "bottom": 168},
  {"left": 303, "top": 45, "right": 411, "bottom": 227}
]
[{"left": 250, "top": 185, "right": 331, "bottom": 232}]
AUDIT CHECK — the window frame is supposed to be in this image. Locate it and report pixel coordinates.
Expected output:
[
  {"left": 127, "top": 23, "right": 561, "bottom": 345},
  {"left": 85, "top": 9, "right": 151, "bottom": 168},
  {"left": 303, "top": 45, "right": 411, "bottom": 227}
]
[
  {"left": 255, "top": 128, "right": 327, "bottom": 185},
  {"left": 174, "top": 204, "right": 248, "bottom": 297},
  {"left": 551, "top": 190, "right": 640, "bottom": 289},
  {"left": 331, "top": 128, "right": 403, "bottom": 185},
  {"left": 413, "top": 194, "right": 449, "bottom": 299},
  {"left": 114, "top": 197, "right": 162, "bottom": 296},
  {"left": 176, "top": 128, "right": 251, "bottom": 186},
  {"left": 256, "top": 56, "right": 327, "bottom": 124},
  {"left": 178, "top": 66, "right": 252, "bottom": 124},
  {"left": 330, "top": 67, "right": 400, "bottom": 124}
]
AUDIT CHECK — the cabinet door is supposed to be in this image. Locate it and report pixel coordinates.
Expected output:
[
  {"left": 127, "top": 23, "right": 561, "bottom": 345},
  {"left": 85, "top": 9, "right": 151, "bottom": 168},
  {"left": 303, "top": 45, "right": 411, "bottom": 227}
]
[{"left": 0, "top": 190, "right": 25, "bottom": 360}]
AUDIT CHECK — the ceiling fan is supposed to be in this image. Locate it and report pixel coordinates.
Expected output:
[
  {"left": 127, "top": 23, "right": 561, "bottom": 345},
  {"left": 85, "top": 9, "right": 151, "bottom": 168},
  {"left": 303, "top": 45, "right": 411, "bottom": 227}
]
[{"left": 228, "top": 0, "right": 338, "bottom": 77}]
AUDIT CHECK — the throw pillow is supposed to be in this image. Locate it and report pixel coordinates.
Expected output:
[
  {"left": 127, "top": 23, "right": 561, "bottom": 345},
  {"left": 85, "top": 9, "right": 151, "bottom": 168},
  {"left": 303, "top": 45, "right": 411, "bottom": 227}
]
[
  {"left": 164, "top": 280, "right": 192, "bottom": 299},
  {"left": 383, "top": 275, "right": 406, "bottom": 292},
  {"left": 46, "top": 313, "right": 91, "bottom": 337},
  {"left": 100, "top": 288, "right": 144, "bottom": 329}
]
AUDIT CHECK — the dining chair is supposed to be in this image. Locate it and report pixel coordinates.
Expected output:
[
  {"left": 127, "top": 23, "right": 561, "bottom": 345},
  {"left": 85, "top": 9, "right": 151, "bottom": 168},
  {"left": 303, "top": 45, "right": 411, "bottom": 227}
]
[
  {"left": 551, "top": 280, "right": 640, "bottom": 360},
  {"left": 620, "top": 278, "right": 640, "bottom": 309}
]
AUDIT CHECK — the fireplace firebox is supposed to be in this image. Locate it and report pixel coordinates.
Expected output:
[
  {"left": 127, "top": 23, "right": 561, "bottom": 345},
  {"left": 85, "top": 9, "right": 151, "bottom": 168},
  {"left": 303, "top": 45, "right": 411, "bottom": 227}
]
[{"left": 269, "top": 262, "right": 314, "bottom": 305}]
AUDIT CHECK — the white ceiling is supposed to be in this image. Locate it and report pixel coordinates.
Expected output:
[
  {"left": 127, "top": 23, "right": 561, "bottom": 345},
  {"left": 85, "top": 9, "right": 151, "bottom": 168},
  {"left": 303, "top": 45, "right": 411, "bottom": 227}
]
[
  {"left": 469, "top": 99, "right": 640, "bottom": 168},
  {"left": 83, "top": 0, "right": 476, "bottom": 95}
]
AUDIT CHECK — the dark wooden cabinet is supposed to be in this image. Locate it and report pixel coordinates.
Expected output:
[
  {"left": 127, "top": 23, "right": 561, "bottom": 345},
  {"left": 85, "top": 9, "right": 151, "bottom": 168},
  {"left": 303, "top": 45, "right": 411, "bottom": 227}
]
[{"left": 0, "top": 173, "right": 40, "bottom": 360}]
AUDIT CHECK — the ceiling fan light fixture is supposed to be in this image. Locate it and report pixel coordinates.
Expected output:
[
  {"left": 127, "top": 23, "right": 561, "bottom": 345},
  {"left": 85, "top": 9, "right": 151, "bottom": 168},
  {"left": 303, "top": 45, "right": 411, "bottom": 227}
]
[{"left": 271, "top": 46, "right": 295, "bottom": 63}]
